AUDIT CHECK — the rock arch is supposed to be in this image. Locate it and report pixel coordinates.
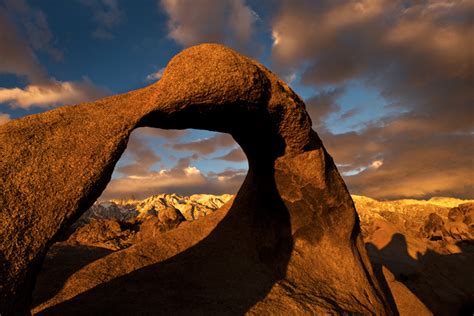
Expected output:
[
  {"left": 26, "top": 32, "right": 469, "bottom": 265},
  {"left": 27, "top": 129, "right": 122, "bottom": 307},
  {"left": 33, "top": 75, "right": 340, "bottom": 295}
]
[{"left": 0, "top": 44, "right": 393, "bottom": 315}]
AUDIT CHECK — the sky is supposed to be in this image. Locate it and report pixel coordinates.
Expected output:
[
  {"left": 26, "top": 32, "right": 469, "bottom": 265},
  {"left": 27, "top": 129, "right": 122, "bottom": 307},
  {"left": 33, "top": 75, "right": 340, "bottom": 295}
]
[{"left": 0, "top": 0, "right": 472, "bottom": 200}]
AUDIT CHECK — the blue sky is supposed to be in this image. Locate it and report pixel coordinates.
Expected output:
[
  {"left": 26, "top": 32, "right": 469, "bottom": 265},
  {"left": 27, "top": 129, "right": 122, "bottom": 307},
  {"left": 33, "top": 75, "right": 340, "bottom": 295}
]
[{"left": 1, "top": 0, "right": 472, "bottom": 199}]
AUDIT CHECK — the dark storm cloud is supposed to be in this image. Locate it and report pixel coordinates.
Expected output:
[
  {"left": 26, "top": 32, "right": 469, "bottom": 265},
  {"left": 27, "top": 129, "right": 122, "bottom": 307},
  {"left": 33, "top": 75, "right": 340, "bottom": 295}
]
[
  {"left": 322, "top": 128, "right": 474, "bottom": 199},
  {"left": 305, "top": 87, "right": 344, "bottom": 129},
  {"left": 136, "top": 127, "right": 188, "bottom": 140},
  {"left": 207, "top": 168, "right": 247, "bottom": 178},
  {"left": 169, "top": 133, "right": 236, "bottom": 155},
  {"left": 213, "top": 148, "right": 247, "bottom": 162},
  {"left": 0, "top": 1, "right": 107, "bottom": 108},
  {"left": 0, "top": 8, "right": 48, "bottom": 82},
  {"left": 320, "top": 120, "right": 474, "bottom": 199},
  {"left": 117, "top": 132, "right": 162, "bottom": 176},
  {"left": 2, "top": 0, "right": 63, "bottom": 63},
  {"left": 272, "top": 0, "right": 474, "bottom": 198}
]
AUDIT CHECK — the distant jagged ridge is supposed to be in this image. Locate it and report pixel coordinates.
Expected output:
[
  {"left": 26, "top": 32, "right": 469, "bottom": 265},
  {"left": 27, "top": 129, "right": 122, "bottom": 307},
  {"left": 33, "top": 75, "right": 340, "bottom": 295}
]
[
  {"left": 81, "top": 194, "right": 473, "bottom": 224},
  {"left": 77, "top": 193, "right": 474, "bottom": 244},
  {"left": 78, "top": 193, "right": 233, "bottom": 226},
  {"left": 352, "top": 195, "right": 474, "bottom": 240}
]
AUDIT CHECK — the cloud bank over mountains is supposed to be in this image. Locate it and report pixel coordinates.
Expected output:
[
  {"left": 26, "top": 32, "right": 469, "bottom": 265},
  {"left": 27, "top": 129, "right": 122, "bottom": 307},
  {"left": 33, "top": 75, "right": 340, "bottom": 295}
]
[{"left": 101, "top": 128, "right": 247, "bottom": 200}]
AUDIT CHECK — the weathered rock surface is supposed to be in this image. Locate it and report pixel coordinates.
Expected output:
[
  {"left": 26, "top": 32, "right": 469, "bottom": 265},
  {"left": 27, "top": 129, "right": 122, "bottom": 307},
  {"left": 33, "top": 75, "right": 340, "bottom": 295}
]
[
  {"left": 134, "top": 206, "right": 185, "bottom": 242},
  {"left": 66, "top": 219, "right": 136, "bottom": 251},
  {"left": 358, "top": 197, "right": 474, "bottom": 315},
  {"left": 0, "top": 44, "right": 393, "bottom": 315},
  {"left": 354, "top": 195, "right": 474, "bottom": 244},
  {"left": 62, "top": 194, "right": 222, "bottom": 250}
]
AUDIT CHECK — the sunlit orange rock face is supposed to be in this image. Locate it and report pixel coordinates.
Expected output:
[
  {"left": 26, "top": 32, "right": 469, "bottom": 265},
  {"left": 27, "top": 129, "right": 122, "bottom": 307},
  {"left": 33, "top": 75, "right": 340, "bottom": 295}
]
[{"left": 0, "top": 44, "right": 393, "bottom": 315}]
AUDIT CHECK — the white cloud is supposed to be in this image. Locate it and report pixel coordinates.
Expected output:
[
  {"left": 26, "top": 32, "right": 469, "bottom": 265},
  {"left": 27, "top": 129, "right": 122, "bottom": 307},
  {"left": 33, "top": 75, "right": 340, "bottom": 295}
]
[
  {"left": 0, "top": 113, "right": 11, "bottom": 125},
  {"left": 146, "top": 68, "right": 165, "bottom": 82},
  {"left": 342, "top": 159, "right": 383, "bottom": 176},
  {"left": 184, "top": 166, "right": 201, "bottom": 176},
  {"left": 213, "top": 147, "right": 246, "bottom": 162},
  {"left": 107, "top": 166, "right": 206, "bottom": 196},
  {"left": 0, "top": 79, "right": 107, "bottom": 108},
  {"left": 370, "top": 160, "right": 383, "bottom": 169},
  {"left": 285, "top": 72, "right": 296, "bottom": 84},
  {"left": 271, "top": 30, "right": 281, "bottom": 46},
  {"left": 101, "top": 153, "right": 246, "bottom": 200}
]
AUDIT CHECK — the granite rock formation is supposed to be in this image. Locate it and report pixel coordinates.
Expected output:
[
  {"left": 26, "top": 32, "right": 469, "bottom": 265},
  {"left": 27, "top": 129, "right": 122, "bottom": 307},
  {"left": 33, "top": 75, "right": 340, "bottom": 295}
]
[
  {"left": 0, "top": 44, "right": 393, "bottom": 315},
  {"left": 66, "top": 219, "right": 136, "bottom": 251},
  {"left": 74, "top": 202, "right": 139, "bottom": 228},
  {"left": 358, "top": 198, "right": 474, "bottom": 315},
  {"left": 31, "top": 195, "right": 474, "bottom": 314},
  {"left": 71, "top": 194, "right": 232, "bottom": 232},
  {"left": 134, "top": 193, "right": 233, "bottom": 221}
]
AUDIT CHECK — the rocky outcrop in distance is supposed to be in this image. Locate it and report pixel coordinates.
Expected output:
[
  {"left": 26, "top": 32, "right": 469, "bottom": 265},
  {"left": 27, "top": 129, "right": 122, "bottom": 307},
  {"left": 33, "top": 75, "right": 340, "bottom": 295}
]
[
  {"left": 355, "top": 196, "right": 474, "bottom": 315},
  {"left": 74, "top": 193, "right": 232, "bottom": 227},
  {"left": 354, "top": 195, "right": 474, "bottom": 244},
  {"left": 1, "top": 44, "right": 393, "bottom": 315},
  {"left": 70, "top": 193, "right": 474, "bottom": 249},
  {"left": 64, "top": 194, "right": 231, "bottom": 250}
]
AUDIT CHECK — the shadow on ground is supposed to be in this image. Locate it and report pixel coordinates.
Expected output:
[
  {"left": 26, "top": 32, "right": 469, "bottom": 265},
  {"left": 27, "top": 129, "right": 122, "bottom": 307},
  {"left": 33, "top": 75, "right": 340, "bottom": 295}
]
[
  {"left": 367, "top": 233, "right": 474, "bottom": 316},
  {"left": 32, "top": 244, "right": 112, "bottom": 309}
]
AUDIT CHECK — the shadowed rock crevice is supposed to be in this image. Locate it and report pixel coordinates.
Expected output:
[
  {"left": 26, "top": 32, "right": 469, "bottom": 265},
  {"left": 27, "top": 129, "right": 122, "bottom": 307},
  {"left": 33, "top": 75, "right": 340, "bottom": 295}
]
[{"left": 1, "top": 44, "right": 393, "bottom": 315}]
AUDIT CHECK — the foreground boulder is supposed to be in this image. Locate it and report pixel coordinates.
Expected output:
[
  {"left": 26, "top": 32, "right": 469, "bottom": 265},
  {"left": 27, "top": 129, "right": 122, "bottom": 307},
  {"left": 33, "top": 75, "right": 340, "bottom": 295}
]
[{"left": 0, "top": 44, "right": 393, "bottom": 315}]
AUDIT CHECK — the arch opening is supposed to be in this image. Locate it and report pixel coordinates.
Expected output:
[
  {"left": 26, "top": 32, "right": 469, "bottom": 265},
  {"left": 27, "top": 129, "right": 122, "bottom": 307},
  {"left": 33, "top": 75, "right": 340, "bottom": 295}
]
[
  {"left": 31, "top": 124, "right": 295, "bottom": 314},
  {"left": 100, "top": 127, "right": 249, "bottom": 201}
]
